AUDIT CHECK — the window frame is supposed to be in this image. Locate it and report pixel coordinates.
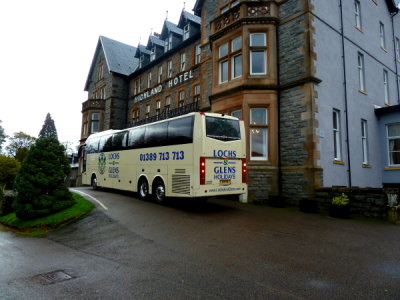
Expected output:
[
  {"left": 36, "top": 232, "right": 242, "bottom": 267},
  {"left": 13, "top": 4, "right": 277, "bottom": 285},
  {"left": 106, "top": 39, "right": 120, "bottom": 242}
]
[
  {"left": 218, "top": 36, "right": 242, "bottom": 84},
  {"left": 178, "top": 90, "right": 185, "bottom": 107},
  {"left": 361, "top": 119, "right": 368, "bottom": 164},
  {"left": 148, "top": 72, "right": 152, "bottom": 88},
  {"left": 180, "top": 52, "right": 186, "bottom": 72},
  {"left": 333, "top": 109, "right": 342, "bottom": 161},
  {"left": 90, "top": 112, "right": 100, "bottom": 134},
  {"left": 183, "top": 24, "right": 190, "bottom": 40},
  {"left": 387, "top": 123, "right": 400, "bottom": 166},
  {"left": 383, "top": 69, "right": 389, "bottom": 103},
  {"left": 195, "top": 44, "right": 201, "bottom": 64},
  {"left": 249, "top": 33, "right": 267, "bottom": 75},
  {"left": 354, "top": 0, "right": 362, "bottom": 29},
  {"left": 249, "top": 108, "right": 269, "bottom": 161},
  {"left": 150, "top": 47, "right": 156, "bottom": 61},
  {"left": 358, "top": 52, "right": 366, "bottom": 92},
  {"left": 380, "top": 21, "right": 386, "bottom": 49},
  {"left": 167, "top": 60, "right": 173, "bottom": 78},
  {"left": 158, "top": 65, "right": 163, "bottom": 84}
]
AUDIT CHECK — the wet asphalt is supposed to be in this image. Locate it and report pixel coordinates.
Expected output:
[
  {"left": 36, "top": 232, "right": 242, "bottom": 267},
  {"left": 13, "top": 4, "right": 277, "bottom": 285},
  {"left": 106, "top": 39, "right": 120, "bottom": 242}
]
[{"left": 1, "top": 186, "right": 400, "bottom": 299}]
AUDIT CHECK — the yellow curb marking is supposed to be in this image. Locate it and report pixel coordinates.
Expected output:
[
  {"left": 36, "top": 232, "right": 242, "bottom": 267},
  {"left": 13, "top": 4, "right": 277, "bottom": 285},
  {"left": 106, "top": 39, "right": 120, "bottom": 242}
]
[{"left": 70, "top": 189, "right": 109, "bottom": 210}]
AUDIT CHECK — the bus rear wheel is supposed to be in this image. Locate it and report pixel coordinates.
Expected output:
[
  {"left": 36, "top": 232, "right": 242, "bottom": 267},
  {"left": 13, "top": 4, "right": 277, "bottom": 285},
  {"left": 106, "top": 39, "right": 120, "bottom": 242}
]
[
  {"left": 138, "top": 178, "right": 149, "bottom": 200},
  {"left": 153, "top": 179, "right": 166, "bottom": 203},
  {"left": 91, "top": 176, "right": 98, "bottom": 190}
]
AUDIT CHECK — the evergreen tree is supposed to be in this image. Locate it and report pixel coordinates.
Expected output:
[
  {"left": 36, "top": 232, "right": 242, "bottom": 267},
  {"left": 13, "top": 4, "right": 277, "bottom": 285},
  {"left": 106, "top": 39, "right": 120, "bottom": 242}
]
[
  {"left": 0, "top": 120, "right": 6, "bottom": 153},
  {"left": 39, "top": 113, "right": 58, "bottom": 140},
  {"left": 13, "top": 137, "right": 74, "bottom": 220}
]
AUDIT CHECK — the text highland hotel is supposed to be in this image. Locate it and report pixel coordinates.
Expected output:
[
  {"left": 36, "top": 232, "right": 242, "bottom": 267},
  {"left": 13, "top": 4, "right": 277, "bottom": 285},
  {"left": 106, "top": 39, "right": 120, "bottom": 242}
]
[{"left": 80, "top": 0, "right": 400, "bottom": 218}]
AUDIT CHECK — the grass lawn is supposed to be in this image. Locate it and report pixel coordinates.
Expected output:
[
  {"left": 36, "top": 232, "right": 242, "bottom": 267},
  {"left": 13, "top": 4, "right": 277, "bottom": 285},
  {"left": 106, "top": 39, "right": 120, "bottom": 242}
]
[{"left": 0, "top": 192, "right": 95, "bottom": 236}]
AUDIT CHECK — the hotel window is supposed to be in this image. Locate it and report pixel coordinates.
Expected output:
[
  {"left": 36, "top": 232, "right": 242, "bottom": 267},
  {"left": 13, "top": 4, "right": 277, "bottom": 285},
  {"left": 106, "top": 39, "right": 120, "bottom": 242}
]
[
  {"left": 232, "top": 110, "right": 242, "bottom": 119},
  {"left": 167, "top": 60, "right": 173, "bottom": 78},
  {"left": 156, "top": 100, "right": 161, "bottom": 115},
  {"left": 388, "top": 123, "right": 400, "bottom": 166},
  {"left": 145, "top": 103, "right": 151, "bottom": 118},
  {"left": 361, "top": 119, "right": 368, "bottom": 164},
  {"left": 195, "top": 44, "right": 201, "bottom": 64},
  {"left": 333, "top": 109, "right": 342, "bottom": 161},
  {"left": 250, "top": 108, "right": 268, "bottom": 161},
  {"left": 250, "top": 33, "right": 267, "bottom": 75},
  {"left": 380, "top": 22, "right": 386, "bottom": 49},
  {"left": 165, "top": 96, "right": 171, "bottom": 110},
  {"left": 180, "top": 52, "right": 186, "bottom": 72},
  {"left": 132, "top": 109, "right": 140, "bottom": 122},
  {"left": 97, "top": 63, "right": 104, "bottom": 81},
  {"left": 138, "top": 78, "right": 142, "bottom": 93},
  {"left": 139, "top": 55, "right": 144, "bottom": 68},
  {"left": 354, "top": 0, "right": 362, "bottom": 29},
  {"left": 383, "top": 69, "right": 389, "bottom": 103},
  {"left": 150, "top": 48, "right": 156, "bottom": 61},
  {"left": 167, "top": 34, "right": 173, "bottom": 51},
  {"left": 133, "top": 80, "right": 138, "bottom": 95},
  {"left": 183, "top": 24, "right": 190, "bottom": 40},
  {"left": 358, "top": 52, "right": 366, "bottom": 92},
  {"left": 396, "top": 37, "right": 400, "bottom": 61},
  {"left": 178, "top": 90, "right": 185, "bottom": 107},
  {"left": 158, "top": 66, "right": 163, "bottom": 83},
  {"left": 148, "top": 72, "right": 152, "bottom": 88},
  {"left": 194, "top": 84, "right": 200, "bottom": 102},
  {"left": 218, "top": 36, "right": 242, "bottom": 83},
  {"left": 90, "top": 113, "right": 100, "bottom": 134}
]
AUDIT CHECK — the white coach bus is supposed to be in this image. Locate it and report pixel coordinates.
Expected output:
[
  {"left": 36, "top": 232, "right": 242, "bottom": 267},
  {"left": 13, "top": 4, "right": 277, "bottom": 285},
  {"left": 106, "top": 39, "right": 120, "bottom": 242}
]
[{"left": 81, "top": 112, "right": 247, "bottom": 202}]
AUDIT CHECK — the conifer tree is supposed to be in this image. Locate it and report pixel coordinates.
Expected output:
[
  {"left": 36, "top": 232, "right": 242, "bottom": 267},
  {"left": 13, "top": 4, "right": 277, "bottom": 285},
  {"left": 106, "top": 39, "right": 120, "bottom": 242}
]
[
  {"left": 13, "top": 115, "right": 73, "bottom": 220},
  {"left": 38, "top": 113, "right": 58, "bottom": 140}
]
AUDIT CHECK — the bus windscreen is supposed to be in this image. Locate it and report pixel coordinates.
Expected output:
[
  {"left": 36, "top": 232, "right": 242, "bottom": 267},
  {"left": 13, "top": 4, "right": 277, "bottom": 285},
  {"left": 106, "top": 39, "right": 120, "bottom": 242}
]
[{"left": 206, "top": 116, "right": 241, "bottom": 141}]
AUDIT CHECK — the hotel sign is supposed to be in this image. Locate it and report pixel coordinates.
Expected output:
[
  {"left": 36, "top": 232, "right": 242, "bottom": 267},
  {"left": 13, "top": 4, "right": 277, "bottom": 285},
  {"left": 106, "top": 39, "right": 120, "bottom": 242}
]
[{"left": 134, "top": 70, "right": 194, "bottom": 103}]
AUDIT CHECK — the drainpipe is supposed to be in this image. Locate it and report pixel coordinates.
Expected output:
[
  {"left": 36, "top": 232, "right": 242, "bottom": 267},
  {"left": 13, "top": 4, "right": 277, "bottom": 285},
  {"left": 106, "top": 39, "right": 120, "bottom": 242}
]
[
  {"left": 276, "top": 18, "right": 283, "bottom": 204},
  {"left": 391, "top": 10, "right": 400, "bottom": 103},
  {"left": 339, "top": 0, "right": 352, "bottom": 189}
]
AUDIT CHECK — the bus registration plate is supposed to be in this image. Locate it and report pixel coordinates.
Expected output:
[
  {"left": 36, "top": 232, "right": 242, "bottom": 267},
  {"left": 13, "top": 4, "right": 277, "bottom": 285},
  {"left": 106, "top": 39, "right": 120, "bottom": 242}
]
[{"left": 220, "top": 179, "right": 231, "bottom": 185}]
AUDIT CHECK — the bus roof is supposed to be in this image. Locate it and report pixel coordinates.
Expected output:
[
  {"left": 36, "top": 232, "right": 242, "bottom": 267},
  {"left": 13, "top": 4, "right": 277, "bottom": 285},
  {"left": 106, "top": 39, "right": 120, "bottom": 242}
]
[{"left": 85, "top": 112, "right": 240, "bottom": 140}]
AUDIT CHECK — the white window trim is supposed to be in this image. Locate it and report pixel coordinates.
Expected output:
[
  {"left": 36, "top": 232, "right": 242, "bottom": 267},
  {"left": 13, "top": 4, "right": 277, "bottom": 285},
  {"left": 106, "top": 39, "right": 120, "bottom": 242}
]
[
  {"left": 195, "top": 44, "right": 201, "bottom": 64},
  {"left": 183, "top": 24, "right": 190, "bottom": 40},
  {"left": 361, "top": 119, "right": 368, "bottom": 164},
  {"left": 158, "top": 66, "right": 163, "bottom": 83},
  {"left": 250, "top": 108, "right": 269, "bottom": 161},
  {"left": 333, "top": 109, "right": 342, "bottom": 161},
  {"left": 380, "top": 22, "right": 386, "bottom": 49},
  {"left": 180, "top": 53, "right": 186, "bottom": 72},
  {"left": 355, "top": 0, "right": 361, "bottom": 29},
  {"left": 383, "top": 69, "right": 389, "bottom": 103},
  {"left": 358, "top": 53, "right": 365, "bottom": 92},
  {"left": 219, "top": 59, "right": 229, "bottom": 84},
  {"left": 250, "top": 50, "right": 267, "bottom": 75},
  {"left": 387, "top": 123, "right": 400, "bottom": 166},
  {"left": 232, "top": 53, "right": 242, "bottom": 79}
]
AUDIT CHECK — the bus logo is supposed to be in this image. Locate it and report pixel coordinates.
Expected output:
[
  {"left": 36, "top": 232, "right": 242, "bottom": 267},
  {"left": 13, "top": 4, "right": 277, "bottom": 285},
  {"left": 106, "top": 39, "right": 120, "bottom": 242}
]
[{"left": 98, "top": 153, "right": 106, "bottom": 175}]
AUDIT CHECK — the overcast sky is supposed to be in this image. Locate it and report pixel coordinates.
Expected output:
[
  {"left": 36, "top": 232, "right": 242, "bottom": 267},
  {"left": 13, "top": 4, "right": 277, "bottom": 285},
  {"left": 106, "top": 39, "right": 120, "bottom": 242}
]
[{"left": 0, "top": 0, "right": 196, "bottom": 147}]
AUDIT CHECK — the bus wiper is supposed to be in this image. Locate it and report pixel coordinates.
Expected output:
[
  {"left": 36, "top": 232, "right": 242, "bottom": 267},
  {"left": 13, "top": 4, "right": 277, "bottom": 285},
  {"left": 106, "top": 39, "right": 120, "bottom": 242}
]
[{"left": 207, "top": 134, "right": 240, "bottom": 141}]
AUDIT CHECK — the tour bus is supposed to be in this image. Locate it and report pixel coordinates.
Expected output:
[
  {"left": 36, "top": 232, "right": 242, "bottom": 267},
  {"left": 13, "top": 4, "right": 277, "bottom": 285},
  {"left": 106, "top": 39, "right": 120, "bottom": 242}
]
[{"left": 81, "top": 112, "right": 247, "bottom": 202}]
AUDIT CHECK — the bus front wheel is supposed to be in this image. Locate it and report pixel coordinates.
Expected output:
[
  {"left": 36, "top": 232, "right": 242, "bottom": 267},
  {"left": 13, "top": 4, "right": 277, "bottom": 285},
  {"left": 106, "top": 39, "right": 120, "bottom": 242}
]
[
  {"left": 153, "top": 179, "right": 165, "bottom": 203},
  {"left": 138, "top": 178, "right": 149, "bottom": 200},
  {"left": 91, "top": 176, "right": 98, "bottom": 190}
]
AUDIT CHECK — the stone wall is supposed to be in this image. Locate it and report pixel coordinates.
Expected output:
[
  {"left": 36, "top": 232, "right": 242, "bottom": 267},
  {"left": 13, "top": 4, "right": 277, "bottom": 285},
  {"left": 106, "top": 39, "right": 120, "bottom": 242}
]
[{"left": 315, "top": 188, "right": 387, "bottom": 219}]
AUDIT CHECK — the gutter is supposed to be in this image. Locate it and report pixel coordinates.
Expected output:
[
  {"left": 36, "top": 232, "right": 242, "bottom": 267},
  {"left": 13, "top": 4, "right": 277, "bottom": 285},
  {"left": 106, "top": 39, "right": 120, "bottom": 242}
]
[{"left": 339, "top": 0, "right": 352, "bottom": 189}]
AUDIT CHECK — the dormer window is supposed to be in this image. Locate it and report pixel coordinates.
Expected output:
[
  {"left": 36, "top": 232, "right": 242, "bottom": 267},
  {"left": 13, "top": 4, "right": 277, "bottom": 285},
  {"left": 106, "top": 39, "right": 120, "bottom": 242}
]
[
  {"left": 150, "top": 48, "right": 156, "bottom": 61},
  {"left": 168, "top": 35, "right": 173, "bottom": 50},
  {"left": 183, "top": 24, "right": 190, "bottom": 40},
  {"left": 164, "top": 35, "right": 173, "bottom": 52},
  {"left": 139, "top": 55, "right": 144, "bottom": 68}
]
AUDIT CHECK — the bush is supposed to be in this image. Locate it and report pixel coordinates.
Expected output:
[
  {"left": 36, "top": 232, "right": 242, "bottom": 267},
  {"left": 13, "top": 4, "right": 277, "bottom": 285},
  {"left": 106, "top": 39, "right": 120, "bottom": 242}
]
[
  {"left": 14, "top": 137, "right": 75, "bottom": 220},
  {"left": 0, "top": 188, "right": 16, "bottom": 216},
  {"left": 0, "top": 155, "right": 20, "bottom": 189}
]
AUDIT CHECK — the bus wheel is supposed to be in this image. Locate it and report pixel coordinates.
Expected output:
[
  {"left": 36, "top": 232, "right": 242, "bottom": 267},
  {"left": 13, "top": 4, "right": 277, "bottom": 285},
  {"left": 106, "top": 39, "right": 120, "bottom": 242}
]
[
  {"left": 138, "top": 178, "right": 149, "bottom": 200},
  {"left": 91, "top": 176, "right": 98, "bottom": 190},
  {"left": 153, "top": 179, "right": 165, "bottom": 203}
]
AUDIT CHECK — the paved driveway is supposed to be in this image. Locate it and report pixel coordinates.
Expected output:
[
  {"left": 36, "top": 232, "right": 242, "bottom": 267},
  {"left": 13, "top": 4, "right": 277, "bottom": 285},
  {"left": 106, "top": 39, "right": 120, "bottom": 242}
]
[{"left": 1, "top": 187, "right": 400, "bottom": 299}]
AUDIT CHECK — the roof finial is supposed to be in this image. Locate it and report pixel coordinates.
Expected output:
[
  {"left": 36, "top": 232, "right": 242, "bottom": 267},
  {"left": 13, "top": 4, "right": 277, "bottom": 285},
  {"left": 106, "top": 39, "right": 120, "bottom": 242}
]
[
  {"left": 183, "top": 1, "right": 186, "bottom": 11},
  {"left": 166, "top": 10, "right": 168, "bottom": 20},
  {"left": 150, "top": 27, "right": 153, "bottom": 35}
]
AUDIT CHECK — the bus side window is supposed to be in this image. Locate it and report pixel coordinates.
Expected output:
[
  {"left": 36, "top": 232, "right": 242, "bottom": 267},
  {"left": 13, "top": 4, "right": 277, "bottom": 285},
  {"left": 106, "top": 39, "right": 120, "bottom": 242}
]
[
  {"left": 168, "top": 116, "right": 194, "bottom": 145},
  {"left": 128, "top": 127, "right": 145, "bottom": 149},
  {"left": 145, "top": 123, "right": 168, "bottom": 148},
  {"left": 101, "top": 135, "right": 113, "bottom": 152},
  {"left": 86, "top": 137, "right": 99, "bottom": 154},
  {"left": 112, "top": 131, "right": 128, "bottom": 151}
]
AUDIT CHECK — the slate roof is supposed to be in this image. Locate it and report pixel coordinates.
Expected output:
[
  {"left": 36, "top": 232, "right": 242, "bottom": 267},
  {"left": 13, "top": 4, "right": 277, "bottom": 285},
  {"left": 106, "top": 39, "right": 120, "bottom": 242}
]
[
  {"left": 135, "top": 44, "right": 151, "bottom": 57},
  {"left": 161, "top": 20, "right": 183, "bottom": 38},
  {"left": 148, "top": 35, "right": 164, "bottom": 48},
  {"left": 84, "top": 36, "right": 138, "bottom": 91},
  {"left": 178, "top": 10, "right": 201, "bottom": 27}
]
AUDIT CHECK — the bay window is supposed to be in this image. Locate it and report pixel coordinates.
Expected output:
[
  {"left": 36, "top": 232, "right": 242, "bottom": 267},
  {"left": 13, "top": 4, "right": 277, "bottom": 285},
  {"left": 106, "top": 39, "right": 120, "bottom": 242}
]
[
  {"left": 250, "top": 108, "right": 268, "bottom": 160},
  {"left": 250, "top": 33, "right": 267, "bottom": 75},
  {"left": 218, "top": 36, "right": 242, "bottom": 84},
  {"left": 388, "top": 123, "right": 400, "bottom": 166}
]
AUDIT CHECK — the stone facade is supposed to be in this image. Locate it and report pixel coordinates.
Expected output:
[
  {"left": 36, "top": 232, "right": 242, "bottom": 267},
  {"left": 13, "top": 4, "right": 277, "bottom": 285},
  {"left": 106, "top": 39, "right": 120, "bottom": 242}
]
[{"left": 80, "top": 0, "right": 400, "bottom": 217}]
